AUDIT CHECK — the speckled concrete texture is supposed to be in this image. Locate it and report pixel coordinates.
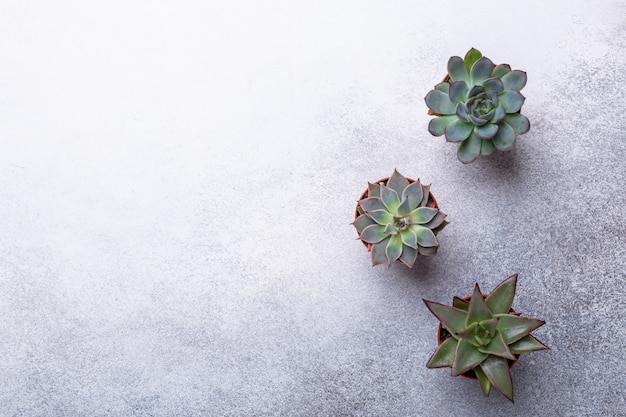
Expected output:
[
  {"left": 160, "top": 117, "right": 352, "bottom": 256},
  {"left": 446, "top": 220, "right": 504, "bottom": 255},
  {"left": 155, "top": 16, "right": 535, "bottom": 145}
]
[{"left": 1, "top": 0, "right": 625, "bottom": 415}]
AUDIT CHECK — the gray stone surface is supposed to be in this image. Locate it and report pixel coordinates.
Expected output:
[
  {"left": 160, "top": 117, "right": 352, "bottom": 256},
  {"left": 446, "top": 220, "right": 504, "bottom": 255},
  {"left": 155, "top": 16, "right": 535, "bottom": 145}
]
[{"left": 1, "top": 0, "right": 625, "bottom": 415}]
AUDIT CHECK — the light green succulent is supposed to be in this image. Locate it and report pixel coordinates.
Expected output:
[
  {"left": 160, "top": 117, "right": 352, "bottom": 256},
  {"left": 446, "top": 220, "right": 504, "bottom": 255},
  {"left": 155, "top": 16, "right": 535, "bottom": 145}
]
[
  {"left": 353, "top": 170, "right": 448, "bottom": 267},
  {"left": 425, "top": 48, "right": 530, "bottom": 163},
  {"left": 424, "top": 274, "right": 547, "bottom": 402}
]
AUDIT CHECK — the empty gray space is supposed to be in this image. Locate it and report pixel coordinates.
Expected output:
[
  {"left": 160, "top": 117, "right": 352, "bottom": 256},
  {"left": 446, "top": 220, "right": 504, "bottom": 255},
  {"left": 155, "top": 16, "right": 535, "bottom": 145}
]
[{"left": 1, "top": 1, "right": 625, "bottom": 415}]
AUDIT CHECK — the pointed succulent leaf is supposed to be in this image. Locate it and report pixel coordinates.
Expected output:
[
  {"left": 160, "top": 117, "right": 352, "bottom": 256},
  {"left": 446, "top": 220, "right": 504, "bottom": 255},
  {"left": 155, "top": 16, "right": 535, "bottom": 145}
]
[
  {"left": 482, "top": 77, "right": 504, "bottom": 93},
  {"left": 425, "top": 90, "right": 456, "bottom": 115},
  {"left": 387, "top": 170, "right": 410, "bottom": 195},
  {"left": 503, "top": 114, "right": 530, "bottom": 134},
  {"left": 464, "top": 48, "right": 482, "bottom": 72},
  {"left": 455, "top": 102, "right": 470, "bottom": 122},
  {"left": 385, "top": 234, "right": 403, "bottom": 264},
  {"left": 452, "top": 339, "right": 488, "bottom": 377},
  {"left": 418, "top": 245, "right": 438, "bottom": 256},
  {"left": 380, "top": 185, "right": 401, "bottom": 213},
  {"left": 426, "top": 336, "right": 457, "bottom": 368},
  {"left": 479, "top": 318, "right": 499, "bottom": 336},
  {"left": 424, "top": 301, "right": 468, "bottom": 334},
  {"left": 435, "top": 82, "right": 450, "bottom": 93},
  {"left": 493, "top": 121, "right": 516, "bottom": 151},
  {"left": 383, "top": 224, "right": 397, "bottom": 235},
  {"left": 359, "top": 197, "right": 386, "bottom": 213},
  {"left": 352, "top": 214, "right": 376, "bottom": 234},
  {"left": 485, "top": 274, "right": 517, "bottom": 315},
  {"left": 495, "top": 314, "right": 545, "bottom": 344},
  {"left": 398, "top": 245, "right": 417, "bottom": 268},
  {"left": 400, "top": 229, "right": 418, "bottom": 249},
  {"left": 445, "top": 119, "right": 473, "bottom": 142},
  {"left": 428, "top": 115, "right": 457, "bottom": 136},
  {"left": 470, "top": 57, "right": 495, "bottom": 85},
  {"left": 367, "top": 210, "right": 394, "bottom": 226},
  {"left": 456, "top": 322, "right": 480, "bottom": 347},
  {"left": 396, "top": 198, "right": 412, "bottom": 216},
  {"left": 359, "top": 224, "right": 388, "bottom": 244},
  {"left": 468, "top": 85, "right": 484, "bottom": 98},
  {"left": 422, "top": 211, "right": 447, "bottom": 230},
  {"left": 402, "top": 180, "right": 423, "bottom": 210},
  {"left": 478, "top": 332, "right": 516, "bottom": 360},
  {"left": 449, "top": 81, "right": 469, "bottom": 103},
  {"left": 474, "top": 123, "right": 499, "bottom": 139},
  {"left": 367, "top": 182, "right": 381, "bottom": 198},
  {"left": 447, "top": 56, "right": 470, "bottom": 83},
  {"left": 371, "top": 241, "right": 388, "bottom": 266},
  {"left": 491, "top": 64, "right": 511, "bottom": 78},
  {"left": 509, "top": 334, "right": 549, "bottom": 354},
  {"left": 409, "top": 207, "right": 438, "bottom": 224},
  {"left": 468, "top": 114, "right": 489, "bottom": 126},
  {"left": 501, "top": 70, "right": 527, "bottom": 91},
  {"left": 453, "top": 297, "right": 469, "bottom": 311},
  {"left": 412, "top": 225, "right": 439, "bottom": 247},
  {"left": 474, "top": 366, "right": 492, "bottom": 396},
  {"left": 499, "top": 90, "right": 525, "bottom": 113},
  {"left": 492, "top": 103, "right": 506, "bottom": 123},
  {"left": 419, "top": 184, "right": 430, "bottom": 207},
  {"left": 457, "top": 132, "right": 482, "bottom": 163},
  {"left": 467, "top": 284, "right": 492, "bottom": 325},
  {"left": 480, "top": 355, "right": 513, "bottom": 402},
  {"left": 481, "top": 139, "right": 495, "bottom": 156}
]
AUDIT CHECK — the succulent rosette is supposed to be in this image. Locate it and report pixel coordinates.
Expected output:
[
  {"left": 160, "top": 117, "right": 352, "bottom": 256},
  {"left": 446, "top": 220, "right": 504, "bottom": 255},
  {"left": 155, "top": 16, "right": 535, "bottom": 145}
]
[
  {"left": 424, "top": 275, "right": 547, "bottom": 402},
  {"left": 425, "top": 48, "right": 530, "bottom": 163},
  {"left": 353, "top": 170, "right": 448, "bottom": 267}
]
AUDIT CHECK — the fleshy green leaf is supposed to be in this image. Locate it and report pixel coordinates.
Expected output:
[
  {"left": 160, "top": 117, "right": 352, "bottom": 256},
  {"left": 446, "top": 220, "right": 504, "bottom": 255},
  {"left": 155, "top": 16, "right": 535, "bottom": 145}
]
[
  {"left": 445, "top": 119, "right": 473, "bottom": 142},
  {"left": 474, "top": 123, "right": 499, "bottom": 139},
  {"left": 428, "top": 115, "right": 457, "bottom": 137},
  {"left": 385, "top": 233, "right": 403, "bottom": 264},
  {"left": 501, "top": 70, "right": 527, "bottom": 91},
  {"left": 456, "top": 322, "right": 480, "bottom": 347},
  {"left": 486, "top": 274, "right": 517, "bottom": 315},
  {"left": 491, "top": 64, "right": 511, "bottom": 78},
  {"left": 474, "top": 366, "right": 492, "bottom": 396},
  {"left": 359, "top": 197, "right": 386, "bottom": 213},
  {"left": 492, "top": 103, "right": 506, "bottom": 123},
  {"left": 419, "top": 184, "right": 430, "bottom": 207},
  {"left": 412, "top": 225, "right": 439, "bottom": 247},
  {"left": 448, "top": 56, "right": 470, "bottom": 83},
  {"left": 367, "top": 210, "right": 394, "bottom": 226},
  {"left": 468, "top": 85, "right": 484, "bottom": 98},
  {"left": 367, "top": 182, "right": 381, "bottom": 198},
  {"left": 418, "top": 245, "right": 438, "bottom": 256},
  {"left": 387, "top": 170, "right": 410, "bottom": 195},
  {"left": 464, "top": 48, "right": 482, "bottom": 72},
  {"left": 495, "top": 314, "right": 545, "bottom": 344},
  {"left": 480, "top": 139, "right": 495, "bottom": 156},
  {"left": 380, "top": 185, "right": 401, "bottom": 213},
  {"left": 425, "top": 90, "right": 456, "bottom": 115},
  {"left": 402, "top": 180, "right": 423, "bottom": 210},
  {"left": 479, "top": 318, "right": 499, "bottom": 336},
  {"left": 398, "top": 245, "right": 417, "bottom": 267},
  {"left": 467, "top": 284, "right": 492, "bottom": 325},
  {"left": 435, "top": 82, "right": 450, "bottom": 93},
  {"left": 503, "top": 114, "right": 530, "bottom": 134},
  {"left": 455, "top": 102, "right": 469, "bottom": 122},
  {"left": 453, "top": 297, "right": 469, "bottom": 311},
  {"left": 371, "top": 241, "right": 388, "bottom": 266},
  {"left": 480, "top": 355, "right": 513, "bottom": 402},
  {"left": 396, "top": 198, "right": 412, "bottom": 216},
  {"left": 426, "top": 336, "right": 458, "bottom": 368},
  {"left": 449, "top": 81, "right": 469, "bottom": 103},
  {"left": 422, "top": 211, "right": 447, "bottom": 230},
  {"left": 452, "top": 339, "right": 488, "bottom": 377},
  {"left": 499, "top": 90, "right": 525, "bottom": 113},
  {"left": 400, "top": 229, "right": 418, "bottom": 249},
  {"left": 509, "top": 334, "right": 549, "bottom": 354},
  {"left": 424, "top": 301, "right": 468, "bottom": 334},
  {"left": 457, "top": 132, "right": 481, "bottom": 163},
  {"left": 359, "top": 224, "right": 388, "bottom": 244},
  {"left": 478, "top": 332, "right": 516, "bottom": 360},
  {"left": 409, "top": 207, "right": 439, "bottom": 224},
  {"left": 482, "top": 77, "right": 504, "bottom": 93},
  {"left": 493, "top": 122, "right": 516, "bottom": 151},
  {"left": 383, "top": 224, "right": 397, "bottom": 235},
  {"left": 352, "top": 214, "right": 376, "bottom": 234},
  {"left": 470, "top": 57, "right": 495, "bottom": 86}
]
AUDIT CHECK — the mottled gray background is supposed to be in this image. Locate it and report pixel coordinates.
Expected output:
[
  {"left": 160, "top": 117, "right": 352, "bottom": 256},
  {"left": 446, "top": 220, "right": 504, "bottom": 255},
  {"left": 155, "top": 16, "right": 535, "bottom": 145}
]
[{"left": 1, "top": 0, "right": 625, "bottom": 416}]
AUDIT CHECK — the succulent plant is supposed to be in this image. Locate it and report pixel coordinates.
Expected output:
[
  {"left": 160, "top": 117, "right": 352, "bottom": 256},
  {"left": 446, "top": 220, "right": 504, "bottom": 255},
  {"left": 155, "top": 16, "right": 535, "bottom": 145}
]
[
  {"left": 425, "top": 48, "right": 530, "bottom": 163},
  {"left": 353, "top": 170, "right": 448, "bottom": 267},
  {"left": 423, "top": 274, "right": 547, "bottom": 402}
]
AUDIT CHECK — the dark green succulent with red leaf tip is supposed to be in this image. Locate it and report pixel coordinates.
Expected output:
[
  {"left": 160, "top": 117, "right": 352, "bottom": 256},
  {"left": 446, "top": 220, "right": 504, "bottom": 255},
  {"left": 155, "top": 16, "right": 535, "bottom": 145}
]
[
  {"left": 424, "top": 274, "right": 547, "bottom": 402},
  {"left": 353, "top": 170, "right": 448, "bottom": 267},
  {"left": 425, "top": 48, "right": 530, "bottom": 163}
]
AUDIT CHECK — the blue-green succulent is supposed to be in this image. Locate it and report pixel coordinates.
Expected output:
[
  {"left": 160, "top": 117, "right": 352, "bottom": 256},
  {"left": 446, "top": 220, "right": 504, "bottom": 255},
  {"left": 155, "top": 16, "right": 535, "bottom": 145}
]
[
  {"left": 353, "top": 170, "right": 448, "bottom": 267},
  {"left": 424, "top": 274, "right": 547, "bottom": 402},
  {"left": 425, "top": 48, "right": 530, "bottom": 163}
]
